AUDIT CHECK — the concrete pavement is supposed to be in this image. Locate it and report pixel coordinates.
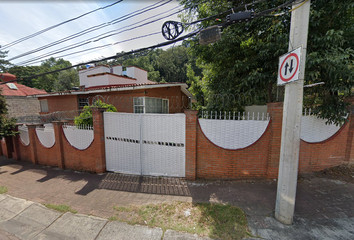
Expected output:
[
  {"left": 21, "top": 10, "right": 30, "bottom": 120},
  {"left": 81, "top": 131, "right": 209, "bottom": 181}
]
[{"left": 1, "top": 156, "right": 354, "bottom": 239}]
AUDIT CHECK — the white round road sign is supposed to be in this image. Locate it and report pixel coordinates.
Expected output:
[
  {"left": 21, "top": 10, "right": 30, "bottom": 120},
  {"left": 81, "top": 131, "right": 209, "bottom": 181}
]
[{"left": 277, "top": 47, "right": 302, "bottom": 85}]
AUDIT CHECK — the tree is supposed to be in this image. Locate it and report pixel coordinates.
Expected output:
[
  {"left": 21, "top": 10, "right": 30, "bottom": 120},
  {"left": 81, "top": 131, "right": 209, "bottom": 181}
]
[
  {"left": 0, "top": 89, "right": 17, "bottom": 138},
  {"left": 74, "top": 100, "right": 117, "bottom": 126},
  {"left": 0, "top": 47, "right": 11, "bottom": 72},
  {"left": 33, "top": 57, "right": 72, "bottom": 92},
  {"left": 7, "top": 65, "right": 42, "bottom": 88},
  {"left": 180, "top": 0, "right": 354, "bottom": 124},
  {"left": 53, "top": 68, "right": 79, "bottom": 92}
]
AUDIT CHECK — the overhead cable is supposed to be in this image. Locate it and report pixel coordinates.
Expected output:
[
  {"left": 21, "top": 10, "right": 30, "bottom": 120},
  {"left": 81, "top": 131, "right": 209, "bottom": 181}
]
[
  {"left": 0, "top": 0, "right": 124, "bottom": 50},
  {"left": 15, "top": 5, "right": 183, "bottom": 66},
  {"left": 7, "top": 0, "right": 173, "bottom": 62},
  {"left": 23, "top": 32, "right": 161, "bottom": 66},
  {"left": 1, "top": 29, "right": 200, "bottom": 85}
]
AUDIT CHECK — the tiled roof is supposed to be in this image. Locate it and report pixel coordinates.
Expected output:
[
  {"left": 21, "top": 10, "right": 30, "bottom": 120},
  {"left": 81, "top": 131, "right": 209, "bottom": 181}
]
[
  {"left": 0, "top": 72, "right": 47, "bottom": 97},
  {"left": 0, "top": 82, "right": 47, "bottom": 97}
]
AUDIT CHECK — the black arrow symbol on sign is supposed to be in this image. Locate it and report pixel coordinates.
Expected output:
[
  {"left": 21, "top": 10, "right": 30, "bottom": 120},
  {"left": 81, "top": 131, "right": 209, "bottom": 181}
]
[
  {"left": 289, "top": 59, "right": 294, "bottom": 73},
  {"left": 284, "top": 62, "right": 289, "bottom": 75}
]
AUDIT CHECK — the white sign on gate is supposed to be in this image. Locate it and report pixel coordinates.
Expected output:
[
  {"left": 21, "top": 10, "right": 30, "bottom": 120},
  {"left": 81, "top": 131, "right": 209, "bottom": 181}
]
[{"left": 277, "top": 47, "right": 302, "bottom": 86}]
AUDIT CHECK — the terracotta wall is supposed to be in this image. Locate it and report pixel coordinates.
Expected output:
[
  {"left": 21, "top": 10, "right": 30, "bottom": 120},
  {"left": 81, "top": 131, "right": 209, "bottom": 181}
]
[
  {"left": 2, "top": 102, "right": 353, "bottom": 180},
  {"left": 39, "top": 86, "right": 189, "bottom": 115},
  {"left": 4, "top": 108, "right": 106, "bottom": 173},
  {"left": 184, "top": 102, "right": 352, "bottom": 180}
]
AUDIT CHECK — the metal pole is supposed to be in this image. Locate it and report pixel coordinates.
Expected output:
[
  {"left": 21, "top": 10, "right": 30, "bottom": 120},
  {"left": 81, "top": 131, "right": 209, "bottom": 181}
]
[{"left": 275, "top": 0, "right": 311, "bottom": 225}]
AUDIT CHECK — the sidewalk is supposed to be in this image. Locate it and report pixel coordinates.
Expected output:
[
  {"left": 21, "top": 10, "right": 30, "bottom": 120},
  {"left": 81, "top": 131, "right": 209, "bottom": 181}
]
[{"left": 1, "top": 156, "right": 354, "bottom": 239}]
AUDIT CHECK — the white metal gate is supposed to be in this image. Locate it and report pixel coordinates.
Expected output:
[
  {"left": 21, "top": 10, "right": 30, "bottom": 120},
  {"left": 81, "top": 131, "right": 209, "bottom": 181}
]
[{"left": 104, "top": 112, "right": 186, "bottom": 177}]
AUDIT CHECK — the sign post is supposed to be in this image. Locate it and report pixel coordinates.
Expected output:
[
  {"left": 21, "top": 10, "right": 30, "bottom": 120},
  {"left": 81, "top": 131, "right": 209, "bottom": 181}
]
[{"left": 275, "top": 0, "right": 311, "bottom": 225}]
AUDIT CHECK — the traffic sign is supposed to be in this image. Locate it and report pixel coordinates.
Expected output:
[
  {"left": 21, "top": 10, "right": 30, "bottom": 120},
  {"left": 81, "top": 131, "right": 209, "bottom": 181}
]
[{"left": 277, "top": 47, "right": 302, "bottom": 85}]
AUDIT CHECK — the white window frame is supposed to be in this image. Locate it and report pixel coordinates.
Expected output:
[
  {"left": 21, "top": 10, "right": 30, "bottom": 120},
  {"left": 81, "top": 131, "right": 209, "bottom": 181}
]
[{"left": 133, "top": 97, "right": 169, "bottom": 114}]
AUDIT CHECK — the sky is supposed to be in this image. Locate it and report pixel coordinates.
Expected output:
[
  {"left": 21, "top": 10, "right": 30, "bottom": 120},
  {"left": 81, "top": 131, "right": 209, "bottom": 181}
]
[{"left": 0, "top": 0, "right": 184, "bottom": 67}]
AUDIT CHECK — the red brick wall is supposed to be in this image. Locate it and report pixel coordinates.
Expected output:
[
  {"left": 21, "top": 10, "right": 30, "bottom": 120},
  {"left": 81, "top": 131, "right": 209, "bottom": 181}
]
[
  {"left": 2, "top": 102, "right": 352, "bottom": 179},
  {"left": 87, "top": 86, "right": 187, "bottom": 114},
  {"left": 17, "top": 137, "right": 32, "bottom": 163},
  {"left": 5, "top": 108, "right": 106, "bottom": 173},
  {"left": 40, "top": 86, "right": 188, "bottom": 114},
  {"left": 0, "top": 138, "right": 7, "bottom": 157},
  {"left": 62, "top": 108, "right": 106, "bottom": 173},
  {"left": 196, "top": 118, "right": 271, "bottom": 179},
  {"left": 193, "top": 102, "right": 350, "bottom": 179},
  {"left": 40, "top": 95, "right": 79, "bottom": 114},
  {"left": 35, "top": 132, "right": 61, "bottom": 167},
  {"left": 299, "top": 123, "right": 349, "bottom": 172}
]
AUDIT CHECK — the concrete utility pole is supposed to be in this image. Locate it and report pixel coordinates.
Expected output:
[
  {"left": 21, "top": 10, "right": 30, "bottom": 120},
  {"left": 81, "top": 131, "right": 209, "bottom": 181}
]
[{"left": 275, "top": 0, "right": 311, "bottom": 225}]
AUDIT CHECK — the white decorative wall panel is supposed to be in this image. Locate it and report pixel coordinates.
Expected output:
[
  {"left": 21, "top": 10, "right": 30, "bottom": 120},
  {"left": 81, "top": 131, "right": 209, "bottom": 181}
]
[
  {"left": 300, "top": 115, "right": 341, "bottom": 143},
  {"left": 63, "top": 125, "right": 94, "bottom": 150},
  {"left": 18, "top": 125, "right": 30, "bottom": 146},
  {"left": 36, "top": 123, "right": 55, "bottom": 148},
  {"left": 104, "top": 112, "right": 186, "bottom": 177},
  {"left": 198, "top": 119, "right": 270, "bottom": 150}
]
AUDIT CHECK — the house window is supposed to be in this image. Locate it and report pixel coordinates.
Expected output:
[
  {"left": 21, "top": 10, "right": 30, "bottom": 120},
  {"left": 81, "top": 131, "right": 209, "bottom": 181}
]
[
  {"left": 78, "top": 98, "right": 89, "bottom": 107},
  {"left": 39, "top": 100, "right": 49, "bottom": 112},
  {"left": 133, "top": 97, "right": 168, "bottom": 114}
]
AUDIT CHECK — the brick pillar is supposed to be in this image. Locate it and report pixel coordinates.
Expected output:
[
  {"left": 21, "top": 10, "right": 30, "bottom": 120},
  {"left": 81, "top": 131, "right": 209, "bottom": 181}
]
[
  {"left": 266, "top": 102, "right": 283, "bottom": 179},
  {"left": 184, "top": 109, "right": 198, "bottom": 180},
  {"left": 345, "top": 98, "right": 354, "bottom": 165},
  {"left": 27, "top": 123, "right": 43, "bottom": 165},
  {"left": 92, "top": 107, "right": 107, "bottom": 173},
  {"left": 0, "top": 138, "right": 2, "bottom": 156},
  {"left": 12, "top": 125, "right": 21, "bottom": 160},
  {"left": 3, "top": 136, "right": 14, "bottom": 158},
  {"left": 52, "top": 121, "right": 66, "bottom": 169}
]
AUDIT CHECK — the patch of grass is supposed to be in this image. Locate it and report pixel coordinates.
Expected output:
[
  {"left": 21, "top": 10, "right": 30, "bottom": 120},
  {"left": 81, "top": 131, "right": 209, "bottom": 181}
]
[
  {"left": 108, "top": 216, "right": 118, "bottom": 221},
  {"left": 111, "top": 201, "right": 251, "bottom": 240},
  {"left": 0, "top": 186, "right": 8, "bottom": 194},
  {"left": 44, "top": 204, "right": 78, "bottom": 214}
]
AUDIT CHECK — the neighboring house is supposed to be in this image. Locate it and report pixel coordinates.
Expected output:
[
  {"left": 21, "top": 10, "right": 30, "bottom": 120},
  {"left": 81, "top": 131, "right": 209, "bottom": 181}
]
[
  {"left": 34, "top": 65, "right": 194, "bottom": 115},
  {"left": 0, "top": 73, "right": 47, "bottom": 119}
]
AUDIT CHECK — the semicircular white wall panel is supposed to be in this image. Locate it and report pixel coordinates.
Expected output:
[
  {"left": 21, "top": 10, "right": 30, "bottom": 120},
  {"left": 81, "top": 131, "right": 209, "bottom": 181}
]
[
  {"left": 198, "top": 119, "right": 270, "bottom": 150},
  {"left": 18, "top": 125, "right": 30, "bottom": 146},
  {"left": 300, "top": 115, "right": 342, "bottom": 143},
  {"left": 63, "top": 125, "right": 94, "bottom": 150},
  {"left": 36, "top": 124, "right": 55, "bottom": 148}
]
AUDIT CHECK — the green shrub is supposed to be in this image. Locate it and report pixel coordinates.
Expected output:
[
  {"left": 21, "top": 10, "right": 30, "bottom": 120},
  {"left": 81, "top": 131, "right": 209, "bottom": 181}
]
[{"left": 74, "top": 100, "right": 117, "bottom": 126}]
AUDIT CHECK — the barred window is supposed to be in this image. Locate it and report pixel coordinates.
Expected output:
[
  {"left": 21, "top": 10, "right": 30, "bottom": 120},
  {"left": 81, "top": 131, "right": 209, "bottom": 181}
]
[{"left": 78, "top": 98, "right": 89, "bottom": 107}]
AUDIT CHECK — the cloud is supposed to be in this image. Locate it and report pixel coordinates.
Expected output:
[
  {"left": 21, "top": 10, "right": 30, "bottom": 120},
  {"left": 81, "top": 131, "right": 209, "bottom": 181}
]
[{"left": 0, "top": 0, "right": 183, "bottom": 66}]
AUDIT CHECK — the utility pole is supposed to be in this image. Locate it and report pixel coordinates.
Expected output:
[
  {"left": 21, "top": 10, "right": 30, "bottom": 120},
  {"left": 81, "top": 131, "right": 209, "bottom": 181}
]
[{"left": 275, "top": 0, "right": 311, "bottom": 225}]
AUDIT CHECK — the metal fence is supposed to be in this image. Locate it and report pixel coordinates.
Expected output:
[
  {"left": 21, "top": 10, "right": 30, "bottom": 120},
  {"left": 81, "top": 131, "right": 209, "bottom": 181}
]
[{"left": 199, "top": 111, "right": 270, "bottom": 121}]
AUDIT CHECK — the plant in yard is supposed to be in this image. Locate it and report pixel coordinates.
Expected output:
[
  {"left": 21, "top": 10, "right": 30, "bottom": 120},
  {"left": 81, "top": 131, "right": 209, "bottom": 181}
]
[{"left": 74, "top": 100, "right": 117, "bottom": 126}]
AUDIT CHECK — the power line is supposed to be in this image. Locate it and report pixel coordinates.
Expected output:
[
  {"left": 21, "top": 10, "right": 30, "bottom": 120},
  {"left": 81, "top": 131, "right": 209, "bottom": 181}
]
[
  {"left": 15, "top": 5, "right": 184, "bottom": 66},
  {"left": 6, "top": 0, "right": 173, "bottom": 62},
  {"left": 0, "top": 0, "right": 124, "bottom": 50},
  {"left": 23, "top": 31, "right": 162, "bottom": 66},
  {"left": 1, "top": 30, "right": 200, "bottom": 86}
]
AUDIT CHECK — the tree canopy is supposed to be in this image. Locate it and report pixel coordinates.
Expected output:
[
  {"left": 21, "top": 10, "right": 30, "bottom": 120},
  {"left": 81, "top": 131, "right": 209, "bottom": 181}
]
[
  {"left": 0, "top": 48, "right": 17, "bottom": 138},
  {"left": 180, "top": 0, "right": 354, "bottom": 124}
]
